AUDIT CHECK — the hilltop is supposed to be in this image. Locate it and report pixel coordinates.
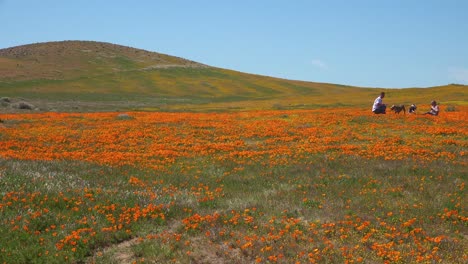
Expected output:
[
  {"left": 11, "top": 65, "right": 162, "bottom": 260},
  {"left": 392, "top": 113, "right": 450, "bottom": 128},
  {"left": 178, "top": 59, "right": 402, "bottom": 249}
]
[
  {"left": 0, "top": 40, "right": 205, "bottom": 81},
  {"left": 0, "top": 41, "right": 466, "bottom": 112}
]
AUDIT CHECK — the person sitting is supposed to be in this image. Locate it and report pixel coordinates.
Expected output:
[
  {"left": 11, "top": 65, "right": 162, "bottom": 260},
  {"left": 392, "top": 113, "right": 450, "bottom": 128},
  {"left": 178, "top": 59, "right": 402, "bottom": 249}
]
[
  {"left": 408, "top": 104, "right": 417, "bottom": 114},
  {"left": 424, "top": 100, "right": 439, "bottom": 116},
  {"left": 372, "top": 92, "right": 387, "bottom": 114}
]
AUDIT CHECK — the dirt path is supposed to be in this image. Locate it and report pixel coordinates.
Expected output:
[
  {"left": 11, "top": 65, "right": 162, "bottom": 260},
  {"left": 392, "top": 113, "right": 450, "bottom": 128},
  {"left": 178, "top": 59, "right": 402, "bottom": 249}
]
[{"left": 87, "top": 237, "right": 140, "bottom": 264}]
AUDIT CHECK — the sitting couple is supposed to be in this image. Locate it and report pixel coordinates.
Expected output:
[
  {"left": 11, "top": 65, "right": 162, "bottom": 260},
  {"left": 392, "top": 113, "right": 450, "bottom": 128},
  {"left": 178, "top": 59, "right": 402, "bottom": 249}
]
[{"left": 372, "top": 92, "right": 439, "bottom": 116}]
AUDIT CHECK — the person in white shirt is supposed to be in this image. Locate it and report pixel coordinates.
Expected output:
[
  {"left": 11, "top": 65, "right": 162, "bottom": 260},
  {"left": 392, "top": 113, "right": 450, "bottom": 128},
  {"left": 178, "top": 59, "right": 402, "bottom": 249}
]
[
  {"left": 372, "top": 92, "right": 387, "bottom": 114},
  {"left": 425, "top": 100, "right": 439, "bottom": 116}
]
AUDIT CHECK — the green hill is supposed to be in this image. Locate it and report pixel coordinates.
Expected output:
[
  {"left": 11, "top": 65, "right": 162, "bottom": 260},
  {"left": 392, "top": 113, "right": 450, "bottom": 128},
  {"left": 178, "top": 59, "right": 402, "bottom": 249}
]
[{"left": 0, "top": 40, "right": 466, "bottom": 111}]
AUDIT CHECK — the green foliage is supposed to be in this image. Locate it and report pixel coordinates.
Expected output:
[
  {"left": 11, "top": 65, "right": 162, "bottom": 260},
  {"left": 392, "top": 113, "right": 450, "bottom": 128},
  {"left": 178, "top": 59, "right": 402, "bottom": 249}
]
[
  {"left": 1, "top": 42, "right": 467, "bottom": 111},
  {"left": 0, "top": 140, "right": 466, "bottom": 263},
  {"left": 445, "top": 105, "right": 457, "bottom": 112}
]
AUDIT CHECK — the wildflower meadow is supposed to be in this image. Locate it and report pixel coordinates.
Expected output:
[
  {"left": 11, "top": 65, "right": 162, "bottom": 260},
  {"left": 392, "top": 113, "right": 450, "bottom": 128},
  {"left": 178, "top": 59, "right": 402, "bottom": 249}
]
[{"left": 0, "top": 106, "right": 466, "bottom": 263}]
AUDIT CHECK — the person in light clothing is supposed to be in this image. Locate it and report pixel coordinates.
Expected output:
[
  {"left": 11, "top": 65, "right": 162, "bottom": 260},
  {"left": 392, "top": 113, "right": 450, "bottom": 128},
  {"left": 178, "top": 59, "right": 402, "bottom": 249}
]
[
  {"left": 372, "top": 92, "right": 387, "bottom": 114},
  {"left": 425, "top": 100, "right": 439, "bottom": 116}
]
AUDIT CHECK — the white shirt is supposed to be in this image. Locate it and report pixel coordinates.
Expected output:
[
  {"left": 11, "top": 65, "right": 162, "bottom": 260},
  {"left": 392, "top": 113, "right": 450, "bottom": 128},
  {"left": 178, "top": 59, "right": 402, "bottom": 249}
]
[
  {"left": 372, "top": 96, "right": 382, "bottom": 111},
  {"left": 430, "top": 105, "right": 439, "bottom": 115}
]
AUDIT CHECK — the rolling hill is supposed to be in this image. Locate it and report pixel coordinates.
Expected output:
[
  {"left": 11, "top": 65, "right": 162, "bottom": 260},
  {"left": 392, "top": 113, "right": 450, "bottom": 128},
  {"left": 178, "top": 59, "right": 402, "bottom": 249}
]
[{"left": 0, "top": 40, "right": 466, "bottom": 112}]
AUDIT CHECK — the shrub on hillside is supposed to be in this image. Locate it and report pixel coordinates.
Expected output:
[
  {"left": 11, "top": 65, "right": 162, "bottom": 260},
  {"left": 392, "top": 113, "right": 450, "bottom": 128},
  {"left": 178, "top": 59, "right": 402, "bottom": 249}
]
[
  {"left": 445, "top": 105, "right": 457, "bottom": 112},
  {"left": 0, "top": 97, "right": 11, "bottom": 107},
  {"left": 13, "top": 101, "right": 35, "bottom": 110},
  {"left": 116, "top": 113, "right": 134, "bottom": 120}
]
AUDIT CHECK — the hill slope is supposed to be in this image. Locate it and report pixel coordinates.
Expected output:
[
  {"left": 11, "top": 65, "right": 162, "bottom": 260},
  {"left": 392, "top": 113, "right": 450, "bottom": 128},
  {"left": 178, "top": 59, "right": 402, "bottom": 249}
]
[
  {"left": 0, "top": 40, "right": 466, "bottom": 111},
  {"left": 0, "top": 40, "right": 205, "bottom": 81}
]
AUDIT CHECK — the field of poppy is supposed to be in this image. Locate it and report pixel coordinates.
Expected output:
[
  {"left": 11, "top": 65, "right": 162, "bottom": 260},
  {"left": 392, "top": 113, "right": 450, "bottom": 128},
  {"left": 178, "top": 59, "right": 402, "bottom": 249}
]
[{"left": 0, "top": 106, "right": 466, "bottom": 263}]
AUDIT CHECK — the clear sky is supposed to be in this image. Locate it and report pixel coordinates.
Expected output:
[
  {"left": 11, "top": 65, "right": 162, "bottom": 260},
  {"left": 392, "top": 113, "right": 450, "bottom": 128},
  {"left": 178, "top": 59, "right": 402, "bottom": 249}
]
[{"left": 1, "top": 0, "right": 467, "bottom": 88}]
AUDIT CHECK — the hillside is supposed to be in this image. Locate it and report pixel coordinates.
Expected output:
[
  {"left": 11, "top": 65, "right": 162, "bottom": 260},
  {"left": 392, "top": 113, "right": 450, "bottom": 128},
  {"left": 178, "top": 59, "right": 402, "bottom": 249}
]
[
  {"left": 0, "top": 40, "right": 205, "bottom": 80},
  {"left": 0, "top": 40, "right": 466, "bottom": 112}
]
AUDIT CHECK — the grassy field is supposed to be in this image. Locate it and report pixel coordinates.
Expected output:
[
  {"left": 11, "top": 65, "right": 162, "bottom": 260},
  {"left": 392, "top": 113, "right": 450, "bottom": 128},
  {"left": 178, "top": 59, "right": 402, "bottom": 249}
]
[
  {"left": 1, "top": 40, "right": 467, "bottom": 263},
  {"left": 1, "top": 41, "right": 467, "bottom": 113},
  {"left": 0, "top": 107, "right": 466, "bottom": 263},
  {"left": 1, "top": 67, "right": 466, "bottom": 112}
]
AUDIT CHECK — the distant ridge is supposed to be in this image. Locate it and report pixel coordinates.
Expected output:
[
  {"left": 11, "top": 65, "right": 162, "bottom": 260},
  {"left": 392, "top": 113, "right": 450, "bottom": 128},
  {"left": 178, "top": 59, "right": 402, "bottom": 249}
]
[
  {"left": 0, "top": 40, "right": 206, "bottom": 81},
  {"left": 0, "top": 40, "right": 466, "bottom": 111}
]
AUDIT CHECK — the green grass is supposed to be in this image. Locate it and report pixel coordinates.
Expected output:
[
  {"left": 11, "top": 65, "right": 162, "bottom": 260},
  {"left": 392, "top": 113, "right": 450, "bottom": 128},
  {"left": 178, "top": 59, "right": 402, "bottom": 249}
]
[
  {"left": 1, "top": 41, "right": 466, "bottom": 263},
  {"left": 1, "top": 152, "right": 466, "bottom": 263},
  {"left": 1, "top": 41, "right": 467, "bottom": 111}
]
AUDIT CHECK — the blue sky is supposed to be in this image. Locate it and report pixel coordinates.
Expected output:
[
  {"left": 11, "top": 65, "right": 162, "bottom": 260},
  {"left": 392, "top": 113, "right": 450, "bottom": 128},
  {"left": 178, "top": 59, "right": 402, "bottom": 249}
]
[{"left": 1, "top": 0, "right": 467, "bottom": 88}]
